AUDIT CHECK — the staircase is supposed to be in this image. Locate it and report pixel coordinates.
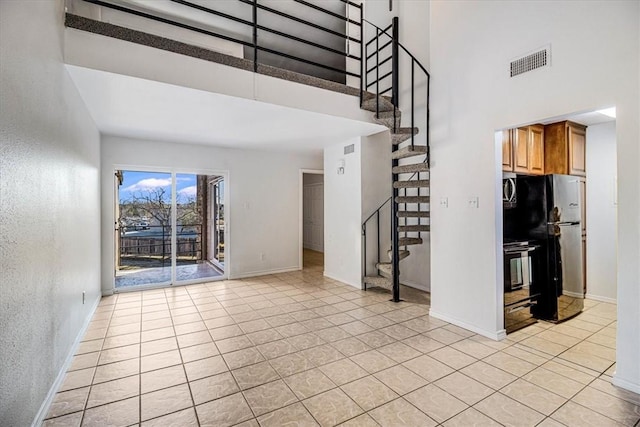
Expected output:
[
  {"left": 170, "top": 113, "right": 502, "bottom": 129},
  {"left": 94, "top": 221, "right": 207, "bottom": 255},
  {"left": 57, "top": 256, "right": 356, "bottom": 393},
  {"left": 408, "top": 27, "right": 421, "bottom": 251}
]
[{"left": 360, "top": 18, "right": 431, "bottom": 301}]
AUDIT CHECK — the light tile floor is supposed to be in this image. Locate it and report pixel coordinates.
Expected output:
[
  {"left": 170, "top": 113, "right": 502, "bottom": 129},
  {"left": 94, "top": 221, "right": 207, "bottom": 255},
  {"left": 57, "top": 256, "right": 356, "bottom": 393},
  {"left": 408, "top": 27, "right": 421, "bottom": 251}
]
[{"left": 44, "top": 253, "right": 640, "bottom": 426}]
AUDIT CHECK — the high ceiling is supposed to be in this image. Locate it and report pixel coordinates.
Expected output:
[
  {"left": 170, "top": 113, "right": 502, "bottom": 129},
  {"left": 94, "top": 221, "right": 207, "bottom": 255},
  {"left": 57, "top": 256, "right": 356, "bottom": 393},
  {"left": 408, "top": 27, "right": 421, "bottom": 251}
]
[{"left": 66, "top": 65, "right": 386, "bottom": 153}]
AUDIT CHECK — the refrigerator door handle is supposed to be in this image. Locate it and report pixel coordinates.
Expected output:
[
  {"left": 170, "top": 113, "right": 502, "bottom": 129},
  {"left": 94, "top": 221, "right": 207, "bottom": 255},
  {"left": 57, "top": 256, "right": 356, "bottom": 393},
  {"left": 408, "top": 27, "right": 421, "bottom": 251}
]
[{"left": 547, "top": 221, "right": 580, "bottom": 226}]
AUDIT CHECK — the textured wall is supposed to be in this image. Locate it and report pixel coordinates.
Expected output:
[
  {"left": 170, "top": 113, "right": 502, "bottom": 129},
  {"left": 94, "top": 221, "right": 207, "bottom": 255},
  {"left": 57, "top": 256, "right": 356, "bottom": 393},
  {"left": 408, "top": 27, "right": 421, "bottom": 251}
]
[{"left": 0, "top": 1, "right": 101, "bottom": 425}]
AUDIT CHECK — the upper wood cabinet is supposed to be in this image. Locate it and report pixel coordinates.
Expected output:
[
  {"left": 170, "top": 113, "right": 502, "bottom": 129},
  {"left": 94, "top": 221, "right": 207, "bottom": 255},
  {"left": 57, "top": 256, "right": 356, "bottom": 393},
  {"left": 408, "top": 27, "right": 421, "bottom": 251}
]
[
  {"left": 502, "top": 125, "right": 545, "bottom": 175},
  {"left": 544, "top": 121, "right": 587, "bottom": 176},
  {"left": 502, "top": 130, "right": 513, "bottom": 171},
  {"left": 528, "top": 125, "right": 545, "bottom": 175}
]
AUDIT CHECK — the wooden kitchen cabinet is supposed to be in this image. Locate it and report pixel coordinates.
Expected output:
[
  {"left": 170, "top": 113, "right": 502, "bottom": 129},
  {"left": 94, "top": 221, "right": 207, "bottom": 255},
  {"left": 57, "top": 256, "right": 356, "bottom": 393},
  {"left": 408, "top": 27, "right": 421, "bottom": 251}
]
[
  {"left": 505, "top": 125, "right": 544, "bottom": 175},
  {"left": 502, "top": 130, "right": 513, "bottom": 172},
  {"left": 528, "top": 125, "right": 545, "bottom": 175},
  {"left": 544, "top": 121, "right": 587, "bottom": 176}
]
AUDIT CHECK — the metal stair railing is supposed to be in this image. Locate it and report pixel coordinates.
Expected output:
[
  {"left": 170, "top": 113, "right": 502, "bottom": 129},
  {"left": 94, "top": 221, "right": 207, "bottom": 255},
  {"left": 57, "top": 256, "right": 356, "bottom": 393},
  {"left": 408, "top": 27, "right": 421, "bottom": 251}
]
[
  {"left": 80, "top": 0, "right": 363, "bottom": 82},
  {"left": 360, "top": 17, "right": 431, "bottom": 302}
]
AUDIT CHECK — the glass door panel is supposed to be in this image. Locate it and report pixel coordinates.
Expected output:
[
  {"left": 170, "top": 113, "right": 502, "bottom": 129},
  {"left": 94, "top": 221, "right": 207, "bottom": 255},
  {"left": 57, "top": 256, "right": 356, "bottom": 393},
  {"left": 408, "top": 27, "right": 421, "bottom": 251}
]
[
  {"left": 174, "top": 173, "right": 224, "bottom": 284},
  {"left": 115, "top": 170, "right": 172, "bottom": 288}
]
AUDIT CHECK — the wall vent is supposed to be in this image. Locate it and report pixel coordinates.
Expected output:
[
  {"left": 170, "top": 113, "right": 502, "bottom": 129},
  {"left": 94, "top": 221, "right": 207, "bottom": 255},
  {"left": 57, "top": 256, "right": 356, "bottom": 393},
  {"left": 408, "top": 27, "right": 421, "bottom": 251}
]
[
  {"left": 344, "top": 144, "right": 355, "bottom": 155},
  {"left": 510, "top": 46, "right": 550, "bottom": 77}
]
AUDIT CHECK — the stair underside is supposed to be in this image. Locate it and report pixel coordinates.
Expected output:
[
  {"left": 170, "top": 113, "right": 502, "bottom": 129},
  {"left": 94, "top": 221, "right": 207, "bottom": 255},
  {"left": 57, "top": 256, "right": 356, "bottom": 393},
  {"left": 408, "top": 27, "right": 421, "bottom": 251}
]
[
  {"left": 392, "top": 145, "right": 428, "bottom": 160},
  {"left": 387, "top": 249, "right": 411, "bottom": 261},
  {"left": 374, "top": 110, "right": 402, "bottom": 128},
  {"left": 391, "top": 128, "right": 420, "bottom": 145},
  {"left": 398, "top": 237, "right": 423, "bottom": 246}
]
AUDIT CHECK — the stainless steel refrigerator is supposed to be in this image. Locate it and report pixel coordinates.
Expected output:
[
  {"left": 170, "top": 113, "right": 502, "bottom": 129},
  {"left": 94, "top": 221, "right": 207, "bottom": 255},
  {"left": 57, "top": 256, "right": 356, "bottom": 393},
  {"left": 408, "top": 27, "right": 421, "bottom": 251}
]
[{"left": 516, "top": 174, "right": 584, "bottom": 322}]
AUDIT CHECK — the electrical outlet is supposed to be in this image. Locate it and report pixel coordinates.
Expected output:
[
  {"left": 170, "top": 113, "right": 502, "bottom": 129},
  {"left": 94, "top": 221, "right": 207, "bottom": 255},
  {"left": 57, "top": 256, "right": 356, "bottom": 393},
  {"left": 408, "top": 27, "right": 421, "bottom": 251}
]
[
  {"left": 440, "top": 197, "right": 448, "bottom": 208},
  {"left": 468, "top": 196, "right": 479, "bottom": 208}
]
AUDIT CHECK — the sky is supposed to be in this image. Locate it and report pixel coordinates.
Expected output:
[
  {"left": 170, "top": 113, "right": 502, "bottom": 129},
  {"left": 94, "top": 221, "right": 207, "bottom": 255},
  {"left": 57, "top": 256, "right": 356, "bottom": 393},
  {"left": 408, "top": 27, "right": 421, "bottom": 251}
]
[{"left": 119, "top": 171, "right": 197, "bottom": 203}]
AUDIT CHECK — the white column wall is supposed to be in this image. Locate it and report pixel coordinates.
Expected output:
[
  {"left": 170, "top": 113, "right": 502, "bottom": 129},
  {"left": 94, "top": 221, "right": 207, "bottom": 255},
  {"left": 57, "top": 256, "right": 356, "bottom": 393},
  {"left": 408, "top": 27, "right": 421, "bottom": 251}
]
[
  {"left": 586, "top": 122, "right": 618, "bottom": 303},
  {"left": 324, "top": 138, "right": 363, "bottom": 287}
]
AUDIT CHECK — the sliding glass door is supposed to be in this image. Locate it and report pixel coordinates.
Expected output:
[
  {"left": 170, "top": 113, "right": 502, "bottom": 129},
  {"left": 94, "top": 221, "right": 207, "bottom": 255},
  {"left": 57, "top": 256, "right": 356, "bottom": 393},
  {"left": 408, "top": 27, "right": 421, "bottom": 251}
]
[{"left": 114, "top": 170, "right": 225, "bottom": 290}]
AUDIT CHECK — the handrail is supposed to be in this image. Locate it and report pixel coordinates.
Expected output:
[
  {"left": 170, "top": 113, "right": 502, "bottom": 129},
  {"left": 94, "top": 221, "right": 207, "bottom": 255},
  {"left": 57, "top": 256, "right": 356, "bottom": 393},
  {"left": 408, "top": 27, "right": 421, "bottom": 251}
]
[
  {"left": 293, "top": 0, "right": 361, "bottom": 26},
  {"left": 362, "top": 18, "right": 430, "bottom": 78},
  {"left": 363, "top": 197, "right": 392, "bottom": 225}
]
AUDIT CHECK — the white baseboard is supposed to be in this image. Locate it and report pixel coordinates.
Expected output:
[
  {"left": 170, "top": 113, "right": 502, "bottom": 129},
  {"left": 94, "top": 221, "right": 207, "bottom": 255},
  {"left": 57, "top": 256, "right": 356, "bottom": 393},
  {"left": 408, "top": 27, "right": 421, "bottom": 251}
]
[
  {"left": 229, "top": 266, "right": 300, "bottom": 280},
  {"left": 32, "top": 296, "right": 101, "bottom": 427},
  {"left": 323, "top": 271, "right": 360, "bottom": 289},
  {"left": 401, "top": 279, "right": 430, "bottom": 292},
  {"left": 585, "top": 293, "right": 617, "bottom": 304},
  {"left": 429, "top": 308, "right": 506, "bottom": 341},
  {"left": 612, "top": 375, "right": 640, "bottom": 394}
]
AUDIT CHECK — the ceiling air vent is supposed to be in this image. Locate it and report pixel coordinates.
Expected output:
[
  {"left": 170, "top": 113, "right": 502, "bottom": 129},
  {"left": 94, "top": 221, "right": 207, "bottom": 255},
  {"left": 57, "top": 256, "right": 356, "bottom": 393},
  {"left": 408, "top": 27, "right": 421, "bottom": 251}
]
[{"left": 510, "top": 46, "right": 550, "bottom": 77}]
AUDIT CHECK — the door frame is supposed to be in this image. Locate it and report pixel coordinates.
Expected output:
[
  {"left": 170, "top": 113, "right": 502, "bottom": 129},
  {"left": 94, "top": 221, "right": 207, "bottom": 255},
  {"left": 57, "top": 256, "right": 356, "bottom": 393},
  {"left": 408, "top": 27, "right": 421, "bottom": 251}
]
[
  {"left": 110, "top": 164, "right": 230, "bottom": 293},
  {"left": 299, "top": 169, "right": 324, "bottom": 269}
]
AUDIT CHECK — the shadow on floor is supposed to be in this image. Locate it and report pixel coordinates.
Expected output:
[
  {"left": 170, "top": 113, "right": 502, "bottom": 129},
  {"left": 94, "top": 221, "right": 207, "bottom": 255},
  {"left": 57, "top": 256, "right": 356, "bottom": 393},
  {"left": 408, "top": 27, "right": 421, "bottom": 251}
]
[{"left": 303, "top": 249, "right": 431, "bottom": 306}]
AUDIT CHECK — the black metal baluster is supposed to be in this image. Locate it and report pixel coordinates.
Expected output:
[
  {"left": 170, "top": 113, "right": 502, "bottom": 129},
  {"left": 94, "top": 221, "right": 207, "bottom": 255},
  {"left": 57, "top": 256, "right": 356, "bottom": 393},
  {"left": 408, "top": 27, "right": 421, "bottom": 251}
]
[
  {"left": 376, "top": 212, "right": 380, "bottom": 266},
  {"left": 359, "top": 6, "right": 364, "bottom": 107},
  {"left": 391, "top": 17, "right": 400, "bottom": 302},
  {"left": 411, "top": 59, "right": 415, "bottom": 149},
  {"left": 252, "top": 0, "right": 258, "bottom": 72},
  {"left": 376, "top": 28, "right": 380, "bottom": 118}
]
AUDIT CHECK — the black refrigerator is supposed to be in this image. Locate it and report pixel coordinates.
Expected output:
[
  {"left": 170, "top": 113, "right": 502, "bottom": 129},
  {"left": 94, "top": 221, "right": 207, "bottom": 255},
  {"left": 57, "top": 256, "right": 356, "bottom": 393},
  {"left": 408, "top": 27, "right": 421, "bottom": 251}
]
[{"left": 515, "top": 174, "right": 584, "bottom": 322}]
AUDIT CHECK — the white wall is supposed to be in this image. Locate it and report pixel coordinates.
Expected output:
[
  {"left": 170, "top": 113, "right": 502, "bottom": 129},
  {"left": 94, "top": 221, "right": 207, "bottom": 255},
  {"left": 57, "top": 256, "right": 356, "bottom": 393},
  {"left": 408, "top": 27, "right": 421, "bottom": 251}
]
[
  {"left": 361, "top": 131, "right": 393, "bottom": 275},
  {"left": 586, "top": 122, "right": 618, "bottom": 302},
  {"left": 324, "top": 138, "right": 363, "bottom": 287},
  {"left": 101, "top": 136, "right": 322, "bottom": 293},
  {"left": 429, "top": 0, "right": 639, "bottom": 391},
  {"left": 0, "top": 1, "right": 102, "bottom": 425}
]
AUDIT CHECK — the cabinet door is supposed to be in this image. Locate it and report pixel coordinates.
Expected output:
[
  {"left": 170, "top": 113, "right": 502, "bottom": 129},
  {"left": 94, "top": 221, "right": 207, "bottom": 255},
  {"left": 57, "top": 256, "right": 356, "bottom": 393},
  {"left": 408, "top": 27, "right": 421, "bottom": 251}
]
[
  {"left": 569, "top": 125, "right": 587, "bottom": 176},
  {"left": 528, "top": 125, "right": 545, "bottom": 175},
  {"left": 502, "top": 130, "right": 513, "bottom": 171},
  {"left": 513, "top": 127, "right": 530, "bottom": 173}
]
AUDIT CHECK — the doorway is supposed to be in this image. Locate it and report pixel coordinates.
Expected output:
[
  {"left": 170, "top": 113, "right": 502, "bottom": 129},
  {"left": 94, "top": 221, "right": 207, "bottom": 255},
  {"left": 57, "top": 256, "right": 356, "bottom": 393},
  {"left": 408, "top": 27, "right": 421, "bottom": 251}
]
[
  {"left": 301, "top": 171, "right": 324, "bottom": 269},
  {"left": 114, "top": 169, "right": 226, "bottom": 289}
]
